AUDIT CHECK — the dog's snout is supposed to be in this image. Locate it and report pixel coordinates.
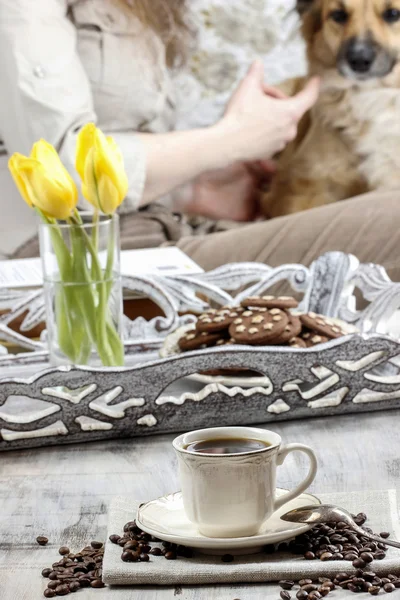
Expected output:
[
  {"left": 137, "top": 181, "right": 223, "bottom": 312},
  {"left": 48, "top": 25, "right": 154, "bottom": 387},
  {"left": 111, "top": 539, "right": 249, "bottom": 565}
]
[{"left": 345, "top": 39, "right": 377, "bottom": 73}]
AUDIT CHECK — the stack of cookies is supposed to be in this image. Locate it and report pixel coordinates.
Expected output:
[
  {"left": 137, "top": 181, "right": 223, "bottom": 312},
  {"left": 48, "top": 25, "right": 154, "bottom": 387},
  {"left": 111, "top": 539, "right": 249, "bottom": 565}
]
[{"left": 178, "top": 295, "right": 346, "bottom": 352}]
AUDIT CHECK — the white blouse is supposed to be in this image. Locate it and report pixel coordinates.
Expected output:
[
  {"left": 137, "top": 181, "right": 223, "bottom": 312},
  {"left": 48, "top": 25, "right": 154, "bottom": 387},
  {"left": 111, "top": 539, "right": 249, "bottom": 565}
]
[{"left": 0, "top": 0, "right": 305, "bottom": 258}]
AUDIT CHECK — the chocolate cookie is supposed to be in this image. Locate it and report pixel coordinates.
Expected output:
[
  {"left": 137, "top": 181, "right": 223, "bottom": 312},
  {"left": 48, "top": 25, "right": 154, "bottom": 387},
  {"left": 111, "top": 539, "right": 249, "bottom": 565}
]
[
  {"left": 271, "top": 315, "right": 302, "bottom": 344},
  {"left": 241, "top": 295, "right": 299, "bottom": 310},
  {"left": 303, "top": 333, "right": 330, "bottom": 347},
  {"left": 178, "top": 329, "right": 225, "bottom": 351},
  {"left": 229, "top": 308, "right": 289, "bottom": 345},
  {"left": 197, "top": 307, "right": 243, "bottom": 333},
  {"left": 300, "top": 312, "right": 344, "bottom": 339},
  {"left": 289, "top": 336, "right": 307, "bottom": 348}
]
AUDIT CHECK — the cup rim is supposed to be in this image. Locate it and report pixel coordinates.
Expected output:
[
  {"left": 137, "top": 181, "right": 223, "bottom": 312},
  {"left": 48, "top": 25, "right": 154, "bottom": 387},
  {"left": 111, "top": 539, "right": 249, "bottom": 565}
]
[{"left": 173, "top": 426, "right": 281, "bottom": 457}]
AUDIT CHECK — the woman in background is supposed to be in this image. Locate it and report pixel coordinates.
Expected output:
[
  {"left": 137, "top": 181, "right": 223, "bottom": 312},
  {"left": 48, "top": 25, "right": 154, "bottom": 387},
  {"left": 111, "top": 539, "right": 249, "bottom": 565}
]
[{"left": 0, "top": 0, "right": 399, "bottom": 282}]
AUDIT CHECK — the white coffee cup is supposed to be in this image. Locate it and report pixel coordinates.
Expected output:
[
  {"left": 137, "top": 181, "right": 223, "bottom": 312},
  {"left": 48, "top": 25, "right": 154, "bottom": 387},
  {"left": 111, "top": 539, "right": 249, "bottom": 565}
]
[{"left": 173, "top": 426, "right": 318, "bottom": 538}]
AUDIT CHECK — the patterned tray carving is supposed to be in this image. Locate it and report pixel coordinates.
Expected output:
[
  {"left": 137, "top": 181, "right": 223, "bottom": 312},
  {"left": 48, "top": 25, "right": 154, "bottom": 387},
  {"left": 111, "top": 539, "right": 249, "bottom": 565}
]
[{"left": 1, "top": 334, "right": 400, "bottom": 451}]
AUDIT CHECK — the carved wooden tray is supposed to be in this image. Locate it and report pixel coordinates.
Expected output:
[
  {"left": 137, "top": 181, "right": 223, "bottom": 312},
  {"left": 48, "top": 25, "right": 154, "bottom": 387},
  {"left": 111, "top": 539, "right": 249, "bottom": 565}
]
[{"left": 1, "top": 251, "right": 400, "bottom": 451}]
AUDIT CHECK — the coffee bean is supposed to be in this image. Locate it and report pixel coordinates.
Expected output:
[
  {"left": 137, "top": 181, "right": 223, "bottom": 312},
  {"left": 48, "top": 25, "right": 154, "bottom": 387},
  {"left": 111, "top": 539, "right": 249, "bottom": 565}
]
[
  {"left": 353, "top": 578, "right": 365, "bottom": 586},
  {"left": 48, "top": 571, "right": 59, "bottom": 581},
  {"left": 362, "top": 582, "right": 373, "bottom": 592},
  {"left": 221, "top": 554, "right": 234, "bottom": 563},
  {"left": 121, "top": 551, "right": 136, "bottom": 562},
  {"left": 36, "top": 536, "right": 49, "bottom": 546},
  {"left": 363, "top": 572, "right": 376, "bottom": 581},
  {"left": 308, "top": 593, "right": 321, "bottom": 600},
  {"left": 68, "top": 582, "right": 80, "bottom": 593},
  {"left": 90, "top": 579, "right": 105, "bottom": 588},
  {"left": 280, "top": 591, "right": 291, "bottom": 600},
  {"left": 78, "top": 577, "right": 91, "bottom": 588},
  {"left": 378, "top": 542, "right": 388, "bottom": 550},
  {"left": 47, "top": 581, "right": 61, "bottom": 590},
  {"left": 150, "top": 547, "right": 162, "bottom": 556},
  {"left": 394, "top": 580, "right": 400, "bottom": 588},
  {"left": 58, "top": 547, "right": 70, "bottom": 556},
  {"left": 54, "top": 584, "right": 69, "bottom": 596},
  {"left": 320, "top": 552, "right": 333, "bottom": 561},
  {"left": 109, "top": 534, "right": 121, "bottom": 544},
  {"left": 301, "top": 584, "right": 317, "bottom": 593},
  {"left": 296, "top": 591, "right": 308, "bottom": 600},
  {"left": 41, "top": 568, "right": 52, "bottom": 578},
  {"left": 124, "top": 541, "right": 138, "bottom": 550},
  {"left": 299, "top": 579, "right": 313, "bottom": 586},
  {"left": 123, "top": 521, "right": 136, "bottom": 532},
  {"left": 355, "top": 513, "right": 367, "bottom": 525},
  {"left": 344, "top": 553, "right": 358, "bottom": 561},
  {"left": 374, "top": 551, "right": 386, "bottom": 560},
  {"left": 91, "top": 541, "right": 103, "bottom": 550},
  {"left": 139, "top": 544, "right": 152, "bottom": 553},
  {"left": 165, "top": 551, "right": 177, "bottom": 560},
  {"left": 335, "top": 573, "right": 350, "bottom": 582},
  {"left": 380, "top": 532, "right": 390, "bottom": 539},
  {"left": 368, "top": 586, "right": 380, "bottom": 595},
  {"left": 118, "top": 538, "right": 129, "bottom": 547},
  {"left": 381, "top": 578, "right": 392, "bottom": 585},
  {"left": 352, "top": 558, "right": 366, "bottom": 569},
  {"left": 360, "top": 552, "right": 374, "bottom": 563},
  {"left": 319, "top": 587, "right": 330, "bottom": 597},
  {"left": 44, "top": 590, "right": 56, "bottom": 598},
  {"left": 384, "top": 583, "right": 396, "bottom": 593},
  {"left": 139, "top": 553, "right": 150, "bottom": 562},
  {"left": 280, "top": 580, "right": 295, "bottom": 590},
  {"left": 347, "top": 583, "right": 359, "bottom": 593},
  {"left": 304, "top": 551, "right": 315, "bottom": 560}
]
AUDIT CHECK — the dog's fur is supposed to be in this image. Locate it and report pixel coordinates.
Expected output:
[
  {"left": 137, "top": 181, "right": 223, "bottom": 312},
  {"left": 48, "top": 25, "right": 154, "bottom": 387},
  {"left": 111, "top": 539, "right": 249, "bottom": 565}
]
[{"left": 261, "top": 0, "right": 400, "bottom": 218}]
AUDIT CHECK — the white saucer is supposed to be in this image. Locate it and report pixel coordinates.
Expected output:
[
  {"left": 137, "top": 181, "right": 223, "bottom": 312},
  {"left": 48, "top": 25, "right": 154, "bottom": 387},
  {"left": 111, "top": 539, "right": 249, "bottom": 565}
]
[{"left": 137, "top": 488, "right": 321, "bottom": 555}]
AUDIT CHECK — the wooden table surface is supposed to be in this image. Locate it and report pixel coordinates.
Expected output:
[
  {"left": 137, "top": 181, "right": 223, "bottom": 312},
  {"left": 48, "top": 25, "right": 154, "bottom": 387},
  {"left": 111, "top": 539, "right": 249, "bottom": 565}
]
[{"left": 1, "top": 407, "right": 399, "bottom": 599}]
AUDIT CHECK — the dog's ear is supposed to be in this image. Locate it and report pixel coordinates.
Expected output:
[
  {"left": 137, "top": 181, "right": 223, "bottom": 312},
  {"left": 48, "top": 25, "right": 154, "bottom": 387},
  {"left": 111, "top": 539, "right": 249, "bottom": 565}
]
[{"left": 297, "top": 0, "right": 315, "bottom": 15}]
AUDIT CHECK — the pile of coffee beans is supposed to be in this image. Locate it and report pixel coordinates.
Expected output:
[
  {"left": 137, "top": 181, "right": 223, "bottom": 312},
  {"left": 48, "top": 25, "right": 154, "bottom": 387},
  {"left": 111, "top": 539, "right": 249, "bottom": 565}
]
[
  {"left": 109, "top": 519, "right": 193, "bottom": 562},
  {"left": 277, "top": 512, "right": 389, "bottom": 566},
  {"left": 41, "top": 541, "right": 105, "bottom": 597},
  {"left": 278, "top": 571, "right": 400, "bottom": 598},
  {"left": 274, "top": 512, "right": 397, "bottom": 596}
]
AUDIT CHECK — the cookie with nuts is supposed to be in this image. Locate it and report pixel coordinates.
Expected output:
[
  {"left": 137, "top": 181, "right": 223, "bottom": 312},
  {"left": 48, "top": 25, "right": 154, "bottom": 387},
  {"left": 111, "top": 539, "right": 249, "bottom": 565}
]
[
  {"left": 229, "top": 308, "right": 289, "bottom": 345},
  {"left": 302, "top": 333, "right": 330, "bottom": 347},
  {"left": 241, "top": 295, "right": 299, "bottom": 310},
  {"left": 300, "top": 312, "right": 344, "bottom": 339},
  {"left": 196, "top": 307, "right": 244, "bottom": 333},
  {"left": 271, "top": 315, "right": 302, "bottom": 344},
  {"left": 178, "top": 329, "right": 226, "bottom": 351},
  {"left": 289, "top": 336, "right": 307, "bottom": 348}
]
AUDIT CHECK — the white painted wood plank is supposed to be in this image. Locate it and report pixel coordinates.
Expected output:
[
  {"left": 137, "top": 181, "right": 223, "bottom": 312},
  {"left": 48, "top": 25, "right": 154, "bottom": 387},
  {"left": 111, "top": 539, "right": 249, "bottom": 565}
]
[{"left": 1, "top": 409, "right": 400, "bottom": 598}]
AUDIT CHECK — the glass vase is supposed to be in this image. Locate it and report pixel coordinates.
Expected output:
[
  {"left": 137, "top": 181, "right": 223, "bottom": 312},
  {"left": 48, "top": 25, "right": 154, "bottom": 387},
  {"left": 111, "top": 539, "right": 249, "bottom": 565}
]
[{"left": 39, "top": 213, "right": 124, "bottom": 367}]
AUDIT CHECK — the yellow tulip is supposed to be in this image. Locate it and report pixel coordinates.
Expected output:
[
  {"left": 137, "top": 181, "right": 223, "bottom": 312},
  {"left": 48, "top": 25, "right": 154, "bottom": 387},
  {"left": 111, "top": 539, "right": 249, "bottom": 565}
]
[
  {"left": 8, "top": 140, "right": 78, "bottom": 220},
  {"left": 76, "top": 123, "right": 128, "bottom": 214}
]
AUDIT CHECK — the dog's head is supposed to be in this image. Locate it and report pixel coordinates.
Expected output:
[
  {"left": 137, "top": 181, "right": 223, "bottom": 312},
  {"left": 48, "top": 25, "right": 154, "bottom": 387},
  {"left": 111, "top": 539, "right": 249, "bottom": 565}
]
[{"left": 299, "top": 0, "right": 400, "bottom": 81}]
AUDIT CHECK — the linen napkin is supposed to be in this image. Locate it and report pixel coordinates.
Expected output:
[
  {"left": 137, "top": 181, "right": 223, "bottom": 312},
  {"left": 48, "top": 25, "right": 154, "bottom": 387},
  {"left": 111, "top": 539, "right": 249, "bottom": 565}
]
[{"left": 103, "top": 490, "right": 400, "bottom": 586}]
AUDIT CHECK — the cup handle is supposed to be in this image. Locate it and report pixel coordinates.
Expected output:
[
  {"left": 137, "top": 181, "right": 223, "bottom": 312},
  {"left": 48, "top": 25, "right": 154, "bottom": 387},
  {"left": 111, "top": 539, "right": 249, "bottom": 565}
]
[{"left": 273, "top": 443, "right": 318, "bottom": 512}]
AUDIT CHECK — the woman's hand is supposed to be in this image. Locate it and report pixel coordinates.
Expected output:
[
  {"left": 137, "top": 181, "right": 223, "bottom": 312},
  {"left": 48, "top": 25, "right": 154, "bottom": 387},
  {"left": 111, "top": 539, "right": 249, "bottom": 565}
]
[
  {"left": 174, "top": 160, "right": 276, "bottom": 221},
  {"left": 216, "top": 60, "right": 320, "bottom": 163},
  {"left": 139, "top": 61, "right": 319, "bottom": 208}
]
